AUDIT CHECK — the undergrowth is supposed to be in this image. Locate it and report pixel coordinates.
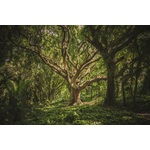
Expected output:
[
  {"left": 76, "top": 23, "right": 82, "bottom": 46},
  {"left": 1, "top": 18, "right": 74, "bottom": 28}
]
[{"left": 10, "top": 100, "right": 150, "bottom": 125}]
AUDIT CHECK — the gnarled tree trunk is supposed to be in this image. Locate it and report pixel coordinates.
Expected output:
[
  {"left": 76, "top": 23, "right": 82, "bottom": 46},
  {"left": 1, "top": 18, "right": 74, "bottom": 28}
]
[{"left": 69, "top": 87, "right": 82, "bottom": 106}]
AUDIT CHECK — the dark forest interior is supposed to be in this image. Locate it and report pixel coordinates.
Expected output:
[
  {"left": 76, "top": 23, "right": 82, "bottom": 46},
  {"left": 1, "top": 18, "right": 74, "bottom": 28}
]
[{"left": 0, "top": 25, "right": 150, "bottom": 125}]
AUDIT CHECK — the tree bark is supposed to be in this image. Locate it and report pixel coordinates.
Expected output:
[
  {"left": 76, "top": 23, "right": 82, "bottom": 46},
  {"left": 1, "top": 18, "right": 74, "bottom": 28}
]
[
  {"left": 122, "top": 81, "right": 126, "bottom": 107},
  {"left": 90, "top": 86, "right": 93, "bottom": 100},
  {"left": 133, "top": 61, "right": 141, "bottom": 108},
  {"left": 116, "top": 80, "right": 119, "bottom": 98},
  {"left": 69, "top": 87, "right": 82, "bottom": 106},
  {"left": 104, "top": 61, "right": 116, "bottom": 106}
]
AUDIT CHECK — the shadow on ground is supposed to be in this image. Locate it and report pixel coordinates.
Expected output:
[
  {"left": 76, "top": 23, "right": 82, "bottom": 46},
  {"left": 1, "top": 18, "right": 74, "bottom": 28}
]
[{"left": 12, "top": 100, "right": 150, "bottom": 125}]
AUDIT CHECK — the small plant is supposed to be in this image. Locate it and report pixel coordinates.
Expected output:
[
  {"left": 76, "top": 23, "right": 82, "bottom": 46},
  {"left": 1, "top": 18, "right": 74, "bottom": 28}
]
[{"left": 63, "top": 111, "right": 79, "bottom": 124}]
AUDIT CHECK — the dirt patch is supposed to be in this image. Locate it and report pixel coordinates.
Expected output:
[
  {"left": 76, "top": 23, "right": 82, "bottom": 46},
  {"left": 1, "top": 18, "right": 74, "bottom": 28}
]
[{"left": 83, "top": 101, "right": 97, "bottom": 106}]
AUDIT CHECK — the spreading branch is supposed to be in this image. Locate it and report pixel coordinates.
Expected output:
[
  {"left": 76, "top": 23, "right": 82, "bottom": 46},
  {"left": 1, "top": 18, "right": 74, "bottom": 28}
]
[
  {"left": 80, "top": 76, "right": 107, "bottom": 90},
  {"left": 72, "top": 50, "right": 100, "bottom": 83}
]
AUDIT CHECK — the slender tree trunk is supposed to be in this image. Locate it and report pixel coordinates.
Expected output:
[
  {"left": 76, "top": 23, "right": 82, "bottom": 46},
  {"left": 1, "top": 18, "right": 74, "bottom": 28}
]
[
  {"left": 98, "top": 81, "right": 101, "bottom": 97},
  {"left": 69, "top": 87, "right": 82, "bottom": 106},
  {"left": 116, "top": 81, "right": 119, "bottom": 98},
  {"left": 122, "top": 81, "right": 126, "bottom": 107},
  {"left": 48, "top": 80, "right": 51, "bottom": 100},
  {"left": 104, "top": 61, "right": 116, "bottom": 106},
  {"left": 142, "top": 76, "right": 148, "bottom": 95},
  {"left": 133, "top": 61, "right": 141, "bottom": 108},
  {"left": 33, "top": 91, "right": 39, "bottom": 103},
  {"left": 90, "top": 86, "right": 93, "bottom": 100},
  {"left": 133, "top": 77, "right": 138, "bottom": 108}
]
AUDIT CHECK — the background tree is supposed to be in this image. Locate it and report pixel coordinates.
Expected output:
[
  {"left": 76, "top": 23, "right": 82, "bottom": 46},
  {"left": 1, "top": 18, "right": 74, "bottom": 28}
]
[{"left": 84, "top": 25, "right": 150, "bottom": 106}]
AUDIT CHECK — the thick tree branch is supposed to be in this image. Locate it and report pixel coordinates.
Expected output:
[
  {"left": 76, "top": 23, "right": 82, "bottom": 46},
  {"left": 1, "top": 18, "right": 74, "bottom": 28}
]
[
  {"left": 72, "top": 50, "right": 100, "bottom": 83},
  {"left": 9, "top": 38, "right": 68, "bottom": 80},
  {"left": 111, "top": 26, "right": 150, "bottom": 56},
  {"left": 60, "top": 25, "right": 72, "bottom": 83},
  {"left": 78, "top": 64, "right": 95, "bottom": 81},
  {"left": 80, "top": 76, "right": 107, "bottom": 90}
]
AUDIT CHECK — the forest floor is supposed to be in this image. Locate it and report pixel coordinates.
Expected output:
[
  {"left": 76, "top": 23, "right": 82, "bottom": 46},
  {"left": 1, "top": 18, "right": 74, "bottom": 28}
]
[{"left": 14, "top": 100, "right": 150, "bottom": 125}]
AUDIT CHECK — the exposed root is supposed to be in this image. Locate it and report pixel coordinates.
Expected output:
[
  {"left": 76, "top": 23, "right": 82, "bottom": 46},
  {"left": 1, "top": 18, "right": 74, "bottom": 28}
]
[
  {"left": 72, "top": 101, "right": 83, "bottom": 106},
  {"left": 68, "top": 100, "right": 83, "bottom": 106}
]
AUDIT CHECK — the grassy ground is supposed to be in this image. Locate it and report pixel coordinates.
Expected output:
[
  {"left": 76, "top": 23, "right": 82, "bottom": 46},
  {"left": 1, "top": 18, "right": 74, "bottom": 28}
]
[{"left": 14, "top": 100, "right": 150, "bottom": 125}]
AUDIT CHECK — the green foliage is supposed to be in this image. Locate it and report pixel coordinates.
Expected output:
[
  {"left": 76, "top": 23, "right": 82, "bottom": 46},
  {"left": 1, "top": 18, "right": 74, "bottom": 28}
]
[
  {"left": 1, "top": 25, "right": 150, "bottom": 124},
  {"left": 63, "top": 111, "right": 79, "bottom": 124},
  {"left": 8, "top": 100, "right": 149, "bottom": 125}
]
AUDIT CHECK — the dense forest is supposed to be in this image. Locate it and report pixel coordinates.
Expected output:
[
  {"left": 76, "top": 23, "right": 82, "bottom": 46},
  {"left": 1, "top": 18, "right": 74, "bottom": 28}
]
[{"left": 0, "top": 25, "right": 150, "bottom": 125}]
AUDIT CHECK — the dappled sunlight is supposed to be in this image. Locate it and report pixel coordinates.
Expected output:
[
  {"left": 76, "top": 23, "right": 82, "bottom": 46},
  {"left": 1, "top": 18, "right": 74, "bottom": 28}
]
[{"left": 0, "top": 25, "right": 150, "bottom": 125}]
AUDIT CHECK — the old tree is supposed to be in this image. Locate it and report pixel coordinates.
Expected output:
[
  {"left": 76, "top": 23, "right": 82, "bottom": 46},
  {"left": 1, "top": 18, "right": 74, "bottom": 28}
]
[
  {"left": 1, "top": 25, "right": 150, "bottom": 125},
  {"left": 8, "top": 26, "right": 106, "bottom": 105},
  {"left": 6, "top": 25, "right": 150, "bottom": 106}
]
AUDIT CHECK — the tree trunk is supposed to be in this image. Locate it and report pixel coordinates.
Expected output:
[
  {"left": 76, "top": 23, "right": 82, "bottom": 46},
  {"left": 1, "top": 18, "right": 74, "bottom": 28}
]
[
  {"left": 90, "top": 86, "right": 93, "bottom": 100},
  {"left": 116, "top": 80, "right": 119, "bottom": 98},
  {"left": 122, "top": 81, "right": 126, "bottom": 107},
  {"left": 69, "top": 87, "right": 82, "bottom": 106},
  {"left": 133, "top": 77, "right": 138, "bottom": 108},
  {"left": 133, "top": 61, "right": 141, "bottom": 108},
  {"left": 33, "top": 90, "right": 39, "bottom": 103},
  {"left": 104, "top": 61, "right": 115, "bottom": 106}
]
